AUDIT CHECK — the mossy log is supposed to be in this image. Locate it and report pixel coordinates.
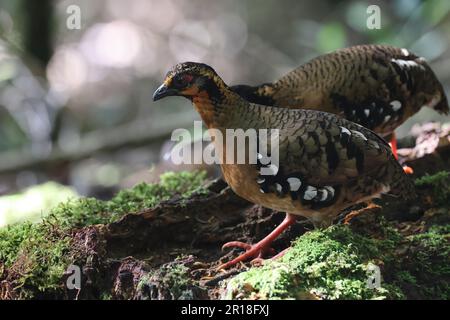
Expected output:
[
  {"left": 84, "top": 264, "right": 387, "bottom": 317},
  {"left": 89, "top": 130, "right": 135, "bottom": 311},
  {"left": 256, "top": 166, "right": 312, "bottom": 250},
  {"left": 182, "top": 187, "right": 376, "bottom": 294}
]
[{"left": 0, "top": 123, "right": 449, "bottom": 300}]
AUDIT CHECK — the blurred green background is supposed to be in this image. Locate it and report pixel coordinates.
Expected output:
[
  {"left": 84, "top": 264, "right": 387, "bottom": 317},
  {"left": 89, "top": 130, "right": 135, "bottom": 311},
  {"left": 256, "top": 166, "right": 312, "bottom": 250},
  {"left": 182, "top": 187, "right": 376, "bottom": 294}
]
[{"left": 0, "top": 0, "right": 449, "bottom": 225}]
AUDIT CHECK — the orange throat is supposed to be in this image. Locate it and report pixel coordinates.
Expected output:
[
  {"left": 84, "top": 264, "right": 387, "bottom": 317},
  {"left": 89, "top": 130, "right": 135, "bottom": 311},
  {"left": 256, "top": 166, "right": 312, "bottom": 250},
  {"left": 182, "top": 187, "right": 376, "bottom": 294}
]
[{"left": 192, "top": 91, "right": 218, "bottom": 128}]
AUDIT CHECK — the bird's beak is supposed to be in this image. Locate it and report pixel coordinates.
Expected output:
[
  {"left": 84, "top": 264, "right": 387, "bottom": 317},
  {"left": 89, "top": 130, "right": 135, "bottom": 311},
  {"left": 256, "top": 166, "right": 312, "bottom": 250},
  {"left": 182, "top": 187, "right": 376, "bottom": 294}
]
[{"left": 153, "top": 83, "right": 177, "bottom": 101}]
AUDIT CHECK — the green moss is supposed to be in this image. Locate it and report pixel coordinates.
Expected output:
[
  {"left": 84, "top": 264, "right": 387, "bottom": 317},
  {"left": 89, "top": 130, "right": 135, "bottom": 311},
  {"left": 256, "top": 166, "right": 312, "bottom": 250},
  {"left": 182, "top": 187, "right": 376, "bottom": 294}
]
[
  {"left": 224, "top": 225, "right": 403, "bottom": 300},
  {"left": 0, "top": 219, "right": 72, "bottom": 298},
  {"left": 0, "top": 222, "right": 34, "bottom": 266},
  {"left": 392, "top": 226, "right": 450, "bottom": 299},
  {"left": 137, "top": 258, "right": 202, "bottom": 300},
  {"left": 223, "top": 171, "right": 450, "bottom": 300},
  {"left": 224, "top": 214, "right": 450, "bottom": 300},
  {"left": 415, "top": 171, "right": 450, "bottom": 207},
  {"left": 50, "top": 170, "right": 209, "bottom": 226},
  {"left": 153, "top": 262, "right": 191, "bottom": 299},
  {"left": 107, "top": 170, "right": 208, "bottom": 216},
  {"left": 100, "top": 292, "right": 113, "bottom": 300},
  {"left": 0, "top": 171, "right": 208, "bottom": 299},
  {"left": 396, "top": 271, "right": 417, "bottom": 285}
]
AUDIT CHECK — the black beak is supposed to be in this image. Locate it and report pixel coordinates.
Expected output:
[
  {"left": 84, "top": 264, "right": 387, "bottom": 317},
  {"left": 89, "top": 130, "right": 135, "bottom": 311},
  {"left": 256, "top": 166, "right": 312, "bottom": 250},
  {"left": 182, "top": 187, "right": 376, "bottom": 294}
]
[{"left": 153, "top": 83, "right": 177, "bottom": 101}]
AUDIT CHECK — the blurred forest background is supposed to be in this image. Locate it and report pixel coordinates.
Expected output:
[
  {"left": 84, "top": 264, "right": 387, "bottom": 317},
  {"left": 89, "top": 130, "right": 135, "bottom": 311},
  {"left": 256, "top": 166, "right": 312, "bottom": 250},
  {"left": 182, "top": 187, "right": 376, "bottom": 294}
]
[{"left": 0, "top": 0, "right": 449, "bottom": 226}]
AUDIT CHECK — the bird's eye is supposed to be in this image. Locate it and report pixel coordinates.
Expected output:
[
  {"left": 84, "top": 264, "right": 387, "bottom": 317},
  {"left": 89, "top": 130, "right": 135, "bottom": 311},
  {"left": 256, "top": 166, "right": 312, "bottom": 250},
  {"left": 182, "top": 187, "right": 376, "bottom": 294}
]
[
  {"left": 172, "top": 76, "right": 184, "bottom": 88},
  {"left": 172, "top": 74, "right": 193, "bottom": 88}
]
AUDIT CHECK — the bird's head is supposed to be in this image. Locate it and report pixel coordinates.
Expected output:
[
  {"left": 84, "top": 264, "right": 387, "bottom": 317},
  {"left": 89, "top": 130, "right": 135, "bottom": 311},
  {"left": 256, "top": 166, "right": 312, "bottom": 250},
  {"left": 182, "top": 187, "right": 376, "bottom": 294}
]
[{"left": 153, "top": 62, "right": 226, "bottom": 102}]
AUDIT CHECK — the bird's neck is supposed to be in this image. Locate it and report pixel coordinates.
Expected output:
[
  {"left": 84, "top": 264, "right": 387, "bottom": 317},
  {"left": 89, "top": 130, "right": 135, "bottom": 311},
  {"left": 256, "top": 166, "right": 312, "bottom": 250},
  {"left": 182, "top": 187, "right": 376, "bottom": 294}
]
[
  {"left": 192, "top": 86, "right": 243, "bottom": 130},
  {"left": 192, "top": 91, "right": 219, "bottom": 127}
]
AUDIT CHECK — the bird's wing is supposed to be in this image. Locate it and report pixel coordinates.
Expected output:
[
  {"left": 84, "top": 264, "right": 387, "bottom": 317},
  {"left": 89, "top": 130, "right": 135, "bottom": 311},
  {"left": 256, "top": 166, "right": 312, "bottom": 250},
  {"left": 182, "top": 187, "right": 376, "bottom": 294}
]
[{"left": 254, "top": 109, "right": 401, "bottom": 205}]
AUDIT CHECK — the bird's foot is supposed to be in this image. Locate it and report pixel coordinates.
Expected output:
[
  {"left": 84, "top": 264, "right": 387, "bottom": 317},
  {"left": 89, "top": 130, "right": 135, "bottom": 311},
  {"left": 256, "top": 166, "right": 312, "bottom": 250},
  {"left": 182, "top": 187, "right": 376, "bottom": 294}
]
[
  {"left": 402, "top": 165, "right": 414, "bottom": 175},
  {"left": 218, "top": 241, "right": 276, "bottom": 269},
  {"left": 222, "top": 241, "right": 277, "bottom": 256},
  {"left": 217, "top": 213, "right": 297, "bottom": 270},
  {"left": 389, "top": 134, "right": 414, "bottom": 175},
  {"left": 248, "top": 250, "right": 289, "bottom": 267},
  {"left": 343, "top": 202, "right": 381, "bottom": 225}
]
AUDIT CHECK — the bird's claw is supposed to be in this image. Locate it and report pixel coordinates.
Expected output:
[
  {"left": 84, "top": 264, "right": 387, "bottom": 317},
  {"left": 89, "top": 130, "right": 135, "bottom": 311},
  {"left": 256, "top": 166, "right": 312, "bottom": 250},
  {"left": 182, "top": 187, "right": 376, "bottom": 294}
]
[
  {"left": 221, "top": 241, "right": 252, "bottom": 251},
  {"left": 218, "top": 241, "right": 276, "bottom": 270},
  {"left": 403, "top": 165, "right": 414, "bottom": 175},
  {"left": 222, "top": 241, "right": 276, "bottom": 256},
  {"left": 218, "top": 214, "right": 297, "bottom": 270}
]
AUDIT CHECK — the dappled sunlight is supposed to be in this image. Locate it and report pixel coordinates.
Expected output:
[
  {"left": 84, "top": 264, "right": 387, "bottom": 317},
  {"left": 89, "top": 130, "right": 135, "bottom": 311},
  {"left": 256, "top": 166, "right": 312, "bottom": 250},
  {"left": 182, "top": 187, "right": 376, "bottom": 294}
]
[{"left": 80, "top": 20, "right": 142, "bottom": 68}]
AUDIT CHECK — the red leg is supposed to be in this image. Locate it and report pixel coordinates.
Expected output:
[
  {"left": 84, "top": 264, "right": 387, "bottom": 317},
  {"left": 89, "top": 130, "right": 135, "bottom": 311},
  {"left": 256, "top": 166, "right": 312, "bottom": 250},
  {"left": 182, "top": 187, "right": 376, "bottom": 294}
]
[
  {"left": 389, "top": 133, "right": 398, "bottom": 160},
  {"left": 218, "top": 213, "right": 297, "bottom": 270},
  {"left": 270, "top": 247, "right": 290, "bottom": 260},
  {"left": 389, "top": 133, "right": 413, "bottom": 174}
]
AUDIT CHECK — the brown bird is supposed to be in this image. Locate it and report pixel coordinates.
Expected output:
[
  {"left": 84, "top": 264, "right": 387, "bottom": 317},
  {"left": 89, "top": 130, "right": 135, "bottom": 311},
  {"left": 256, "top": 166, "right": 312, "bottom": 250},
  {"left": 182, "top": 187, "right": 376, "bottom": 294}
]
[
  {"left": 231, "top": 45, "right": 449, "bottom": 169},
  {"left": 153, "top": 62, "right": 416, "bottom": 269}
]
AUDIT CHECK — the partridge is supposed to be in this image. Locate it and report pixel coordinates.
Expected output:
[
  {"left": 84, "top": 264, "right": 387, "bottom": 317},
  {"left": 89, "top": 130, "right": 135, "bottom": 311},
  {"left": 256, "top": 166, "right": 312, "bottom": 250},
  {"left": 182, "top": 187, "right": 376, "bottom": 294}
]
[
  {"left": 231, "top": 45, "right": 449, "bottom": 164},
  {"left": 153, "top": 62, "right": 416, "bottom": 269}
]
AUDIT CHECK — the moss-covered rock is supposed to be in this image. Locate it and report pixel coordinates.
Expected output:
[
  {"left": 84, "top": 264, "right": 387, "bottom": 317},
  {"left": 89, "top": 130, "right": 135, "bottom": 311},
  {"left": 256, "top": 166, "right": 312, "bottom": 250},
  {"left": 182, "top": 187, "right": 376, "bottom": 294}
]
[
  {"left": 223, "top": 220, "right": 449, "bottom": 300},
  {"left": 51, "top": 170, "right": 209, "bottom": 227},
  {"left": 0, "top": 171, "right": 208, "bottom": 299},
  {"left": 136, "top": 256, "right": 208, "bottom": 300},
  {"left": 392, "top": 225, "right": 450, "bottom": 299},
  {"left": 415, "top": 171, "right": 450, "bottom": 207},
  {"left": 223, "top": 223, "right": 404, "bottom": 300},
  {"left": 1, "top": 170, "right": 449, "bottom": 300},
  {"left": 223, "top": 172, "right": 450, "bottom": 300}
]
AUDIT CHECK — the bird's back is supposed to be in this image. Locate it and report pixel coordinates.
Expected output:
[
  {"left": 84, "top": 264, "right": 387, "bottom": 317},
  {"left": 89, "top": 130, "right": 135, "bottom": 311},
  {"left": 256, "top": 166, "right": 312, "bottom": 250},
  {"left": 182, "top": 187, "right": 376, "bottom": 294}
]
[{"left": 232, "top": 44, "right": 448, "bottom": 137}]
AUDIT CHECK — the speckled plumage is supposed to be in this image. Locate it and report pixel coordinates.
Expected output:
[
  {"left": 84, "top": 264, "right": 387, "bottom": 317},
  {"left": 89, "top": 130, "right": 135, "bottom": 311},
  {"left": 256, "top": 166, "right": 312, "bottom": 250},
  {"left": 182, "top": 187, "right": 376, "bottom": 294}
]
[
  {"left": 231, "top": 45, "right": 449, "bottom": 138},
  {"left": 154, "top": 62, "right": 416, "bottom": 227}
]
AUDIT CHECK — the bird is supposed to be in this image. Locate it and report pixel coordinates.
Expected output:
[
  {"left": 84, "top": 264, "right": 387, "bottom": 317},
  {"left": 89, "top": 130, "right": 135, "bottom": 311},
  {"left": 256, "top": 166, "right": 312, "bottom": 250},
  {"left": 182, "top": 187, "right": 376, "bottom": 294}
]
[
  {"left": 231, "top": 45, "right": 449, "bottom": 170},
  {"left": 153, "top": 62, "right": 416, "bottom": 270}
]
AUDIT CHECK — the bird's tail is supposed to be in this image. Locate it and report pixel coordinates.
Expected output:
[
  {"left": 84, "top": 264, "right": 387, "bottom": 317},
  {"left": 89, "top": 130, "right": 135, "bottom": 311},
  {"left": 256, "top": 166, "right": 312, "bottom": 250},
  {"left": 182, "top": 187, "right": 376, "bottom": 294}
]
[
  {"left": 433, "top": 92, "right": 449, "bottom": 115},
  {"left": 422, "top": 63, "right": 449, "bottom": 115}
]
